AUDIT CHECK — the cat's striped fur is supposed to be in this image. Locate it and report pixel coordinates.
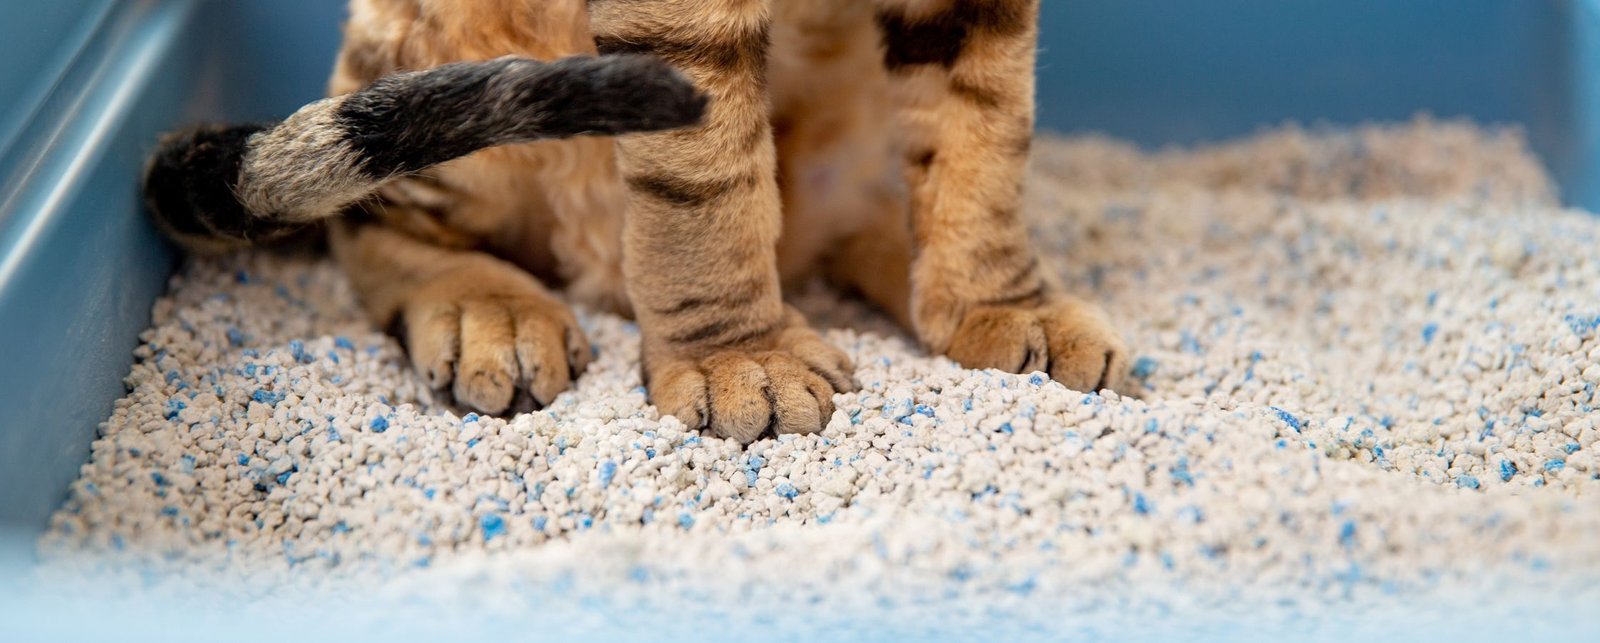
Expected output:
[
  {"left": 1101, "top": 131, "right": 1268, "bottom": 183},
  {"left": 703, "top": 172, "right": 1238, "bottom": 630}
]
[{"left": 144, "top": 0, "right": 1128, "bottom": 443}]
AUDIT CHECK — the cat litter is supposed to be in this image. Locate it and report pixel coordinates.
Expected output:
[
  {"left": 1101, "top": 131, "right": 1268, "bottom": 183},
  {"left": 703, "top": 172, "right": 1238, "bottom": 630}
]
[{"left": 33, "top": 118, "right": 1600, "bottom": 632}]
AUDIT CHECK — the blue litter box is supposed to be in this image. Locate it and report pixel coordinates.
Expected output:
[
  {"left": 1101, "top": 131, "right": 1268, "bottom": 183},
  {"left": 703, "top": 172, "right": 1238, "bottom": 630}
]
[{"left": 1, "top": 0, "right": 1598, "bottom": 639}]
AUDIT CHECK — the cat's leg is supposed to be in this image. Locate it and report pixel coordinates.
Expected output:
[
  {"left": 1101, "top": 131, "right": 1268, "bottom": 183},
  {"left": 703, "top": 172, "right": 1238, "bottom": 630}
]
[
  {"left": 871, "top": 0, "right": 1127, "bottom": 391},
  {"left": 329, "top": 213, "right": 592, "bottom": 415},
  {"left": 586, "top": 0, "right": 855, "bottom": 443}
]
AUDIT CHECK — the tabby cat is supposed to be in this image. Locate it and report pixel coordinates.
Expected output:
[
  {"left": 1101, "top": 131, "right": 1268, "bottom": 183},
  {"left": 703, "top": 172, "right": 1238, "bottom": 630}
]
[{"left": 144, "top": 0, "right": 1128, "bottom": 444}]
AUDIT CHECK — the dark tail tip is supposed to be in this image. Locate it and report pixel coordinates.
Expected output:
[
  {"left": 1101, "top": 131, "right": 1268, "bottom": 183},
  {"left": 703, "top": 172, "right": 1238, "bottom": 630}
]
[
  {"left": 537, "top": 54, "right": 710, "bottom": 137},
  {"left": 143, "top": 123, "right": 301, "bottom": 253}
]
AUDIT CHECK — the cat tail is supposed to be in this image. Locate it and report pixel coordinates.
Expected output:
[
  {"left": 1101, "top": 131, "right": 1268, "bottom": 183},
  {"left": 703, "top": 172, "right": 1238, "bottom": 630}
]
[{"left": 143, "top": 54, "right": 706, "bottom": 253}]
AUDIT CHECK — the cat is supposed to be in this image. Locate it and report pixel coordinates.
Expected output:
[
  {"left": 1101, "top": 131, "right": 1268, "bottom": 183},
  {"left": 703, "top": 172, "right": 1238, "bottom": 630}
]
[{"left": 143, "top": 0, "right": 1128, "bottom": 444}]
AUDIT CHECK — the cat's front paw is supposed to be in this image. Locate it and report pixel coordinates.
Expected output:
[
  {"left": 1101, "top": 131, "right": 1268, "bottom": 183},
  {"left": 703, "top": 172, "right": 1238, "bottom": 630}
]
[
  {"left": 645, "top": 308, "right": 855, "bottom": 444},
  {"left": 938, "top": 297, "right": 1128, "bottom": 393},
  {"left": 398, "top": 265, "right": 592, "bottom": 415}
]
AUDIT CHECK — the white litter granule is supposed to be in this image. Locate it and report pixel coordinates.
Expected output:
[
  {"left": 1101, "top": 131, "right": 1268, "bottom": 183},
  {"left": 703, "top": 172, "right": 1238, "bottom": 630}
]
[{"left": 34, "top": 118, "right": 1600, "bottom": 631}]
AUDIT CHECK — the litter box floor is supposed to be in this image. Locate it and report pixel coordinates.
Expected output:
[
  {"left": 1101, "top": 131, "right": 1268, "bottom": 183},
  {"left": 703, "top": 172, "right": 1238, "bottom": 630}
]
[{"left": 30, "top": 119, "right": 1600, "bottom": 638}]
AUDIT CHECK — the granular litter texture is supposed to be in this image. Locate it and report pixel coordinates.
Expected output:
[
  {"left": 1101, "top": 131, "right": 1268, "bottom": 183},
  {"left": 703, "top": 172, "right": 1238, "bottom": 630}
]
[{"left": 35, "top": 118, "right": 1600, "bottom": 634}]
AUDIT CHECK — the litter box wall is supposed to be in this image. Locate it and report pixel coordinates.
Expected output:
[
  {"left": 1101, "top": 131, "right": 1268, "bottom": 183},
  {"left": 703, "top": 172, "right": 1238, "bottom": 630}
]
[{"left": 0, "top": 0, "right": 1597, "bottom": 539}]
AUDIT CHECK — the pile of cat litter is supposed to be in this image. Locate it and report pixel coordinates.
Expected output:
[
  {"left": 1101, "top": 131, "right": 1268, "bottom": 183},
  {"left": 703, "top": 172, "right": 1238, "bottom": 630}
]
[{"left": 34, "top": 118, "right": 1600, "bottom": 636}]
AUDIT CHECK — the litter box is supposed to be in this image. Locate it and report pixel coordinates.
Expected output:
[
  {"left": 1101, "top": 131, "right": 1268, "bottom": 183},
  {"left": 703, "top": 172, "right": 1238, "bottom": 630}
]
[{"left": 1, "top": 0, "right": 1598, "bottom": 639}]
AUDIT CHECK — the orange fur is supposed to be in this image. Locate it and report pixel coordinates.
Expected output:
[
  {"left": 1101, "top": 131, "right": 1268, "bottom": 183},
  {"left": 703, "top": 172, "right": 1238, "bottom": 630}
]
[{"left": 315, "top": 0, "right": 1125, "bottom": 440}]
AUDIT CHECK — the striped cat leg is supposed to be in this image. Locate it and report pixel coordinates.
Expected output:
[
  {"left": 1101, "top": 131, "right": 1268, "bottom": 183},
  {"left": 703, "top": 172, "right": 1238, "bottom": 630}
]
[
  {"left": 874, "top": 0, "right": 1128, "bottom": 391},
  {"left": 588, "top": 0, "right": 855, "bottom": 443}
]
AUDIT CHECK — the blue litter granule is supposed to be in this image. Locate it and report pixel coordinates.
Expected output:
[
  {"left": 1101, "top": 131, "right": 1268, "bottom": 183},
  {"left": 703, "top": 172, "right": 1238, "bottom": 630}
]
[
  {"left": 251, "top": 389, "right": 284, "bottom": 406},
  {"left": 334, "top": 336, "right": 355, "bottom": 351},
  {"left": 288, "top": 340, "right": 312, "bottom": 363},
  {"left": 1338, "top": 520, "right": 1357, "bottom": 550},
  {"left": 997, "top": 422, "right": 1014, "bottom": 434},
  {"left": 1563, "top": 313, "right": 1600, "bottom": 337},
  {"left": 1269, "top": 407, "right": 1304, "bottom": 433},
  {"left": 480, "top": 513, "right": 506, "bottom": 542},
  {"left": 1566, "top": 443, "right": 1581, "bottom": 454},
  {"left": 1170, "top": 458, "right": 1195, "bottom": 486},
  {"left": 332, "top": 522, "right": 351, "bottom": 534},
  {"left": 1456, "top": 475, "right": 1481, "bottom": 490},
  {"left": 276, "top": 470, "right": 293, "bottom": 485},
  {"left": 532, "top": 516, "right": 548, "bottom": 531},
  {"left": 1132, "top": 493, "right": 1151, "bottom": 515},
  {"left": 234, "top": 270, "right": 251, "bottom": 284},
  {"left": 326, "top": 351, "right": 339, "bottom": 364},
  {"left": 598, "top": 460, "right": 618, "bottom": 488},
  {"left": 1027, "top": 373, "right": 1046, "bottom": 386},
  {"left": 1145, "top": 419, "right": 1160, "bottom": 434},
  {"left": 1179, "top": 331, "right": 1202, "bottom": 354},
  {"left": 226, "top": 328, "right": 247, "bottom": 347},
  {"left": 243, "top": 363, "right": 258, "bottom": 378},
  {"left": 180, "top": 455, "right": 196, "bottom": 474},
  {"left": 1500, "top": 460, "right": 1517, "bottom": 482},
  {"left": 914, "top": 404, "right": 936, "bottom": 417},
  {"left": 1421, "top": 323, "right": 1439, "bottom": 344},
  {"left": 369, "top": 416, "right": 389, "bottom": 433},
  {"left": 463, "top": 413, "right": 480, "bottom": 423},
  {"left": 775, "top": 482, "right": 799, "bottom": 499},
  {"left": 1544, "top": 459, "right": 1566, "bottom": 472},
  {"left": 160, "top": 506, "right": 178, "bottom": 517},
  {"left": 164, "top": 399, "right": 186, "bottom": 421},
  {"left": 1130, "top": 356, "right": 1159, "bottom": 380},
  {"left": 466, "top": 438, "right": 480, "bottom": 448},
  {"left": 677, "top": 513, "right": 695, "bottom": 529},
  {"left": 150, "top": 472, "right": 170, "bottom": 487}
]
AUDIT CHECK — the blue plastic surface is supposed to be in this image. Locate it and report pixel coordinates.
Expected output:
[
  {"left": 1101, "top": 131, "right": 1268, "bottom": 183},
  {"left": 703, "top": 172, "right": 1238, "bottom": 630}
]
[
  {"left": 0, "top": 0, "right": 1597, "bottom": 617},
  {"left": 0, "top": 1, "right": 117, "bottom": 165}
]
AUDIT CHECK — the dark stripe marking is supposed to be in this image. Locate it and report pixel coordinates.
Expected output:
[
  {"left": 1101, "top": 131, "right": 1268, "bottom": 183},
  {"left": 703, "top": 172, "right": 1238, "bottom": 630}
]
[
  {"left": 594, "top": 22, "right": 770, "bottom": 78},
  {"left": 667, "top": 319, "right": 776, "bottom": 348},
  {"left": 877, "top": 0, "right": 1035, "bottom": 72},
  {"left": 948, "top": 76, "right": 1003, "bottom": 109},
  {"left": 648, "top": 287, "right": 762, "bottom": 317},
  {"left": 627, "top": 171, "right": 759, "bottom": 209}
]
